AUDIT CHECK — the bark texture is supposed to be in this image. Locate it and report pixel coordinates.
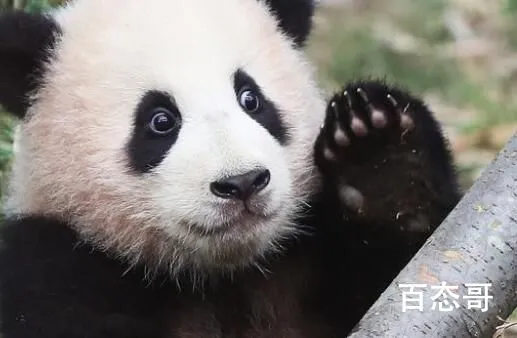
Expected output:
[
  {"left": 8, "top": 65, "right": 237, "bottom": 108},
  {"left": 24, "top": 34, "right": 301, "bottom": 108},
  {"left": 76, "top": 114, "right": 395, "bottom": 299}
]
[{"left": 349, "top": 134, "right": 517, "bottom": 338}]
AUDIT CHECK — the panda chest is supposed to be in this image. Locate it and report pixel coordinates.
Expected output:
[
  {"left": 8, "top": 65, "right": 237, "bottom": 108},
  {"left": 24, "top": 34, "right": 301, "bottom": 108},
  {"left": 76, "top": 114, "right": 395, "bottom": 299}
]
[
  {"left": 163, "top": 260, "right": 332, "bottom": 337},
  {"left": 164, "top": 287, "right": 330, "bottom": 338}
]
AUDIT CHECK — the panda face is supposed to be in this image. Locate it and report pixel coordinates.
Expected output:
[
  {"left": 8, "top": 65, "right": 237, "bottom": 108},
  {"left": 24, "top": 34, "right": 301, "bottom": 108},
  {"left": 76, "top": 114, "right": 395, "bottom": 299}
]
[{"left": 6, "top": 0, "right": 325, "bottom": 276}]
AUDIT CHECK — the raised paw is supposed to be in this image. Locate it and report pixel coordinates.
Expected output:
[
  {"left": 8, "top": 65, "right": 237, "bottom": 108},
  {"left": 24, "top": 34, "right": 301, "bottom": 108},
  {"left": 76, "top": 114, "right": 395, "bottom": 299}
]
[
  {"left": 318, "top": 81, "right": 416, "bottom": 163},
  {"left": 314, "top": 81, "right": 445, "bottom": 221}
]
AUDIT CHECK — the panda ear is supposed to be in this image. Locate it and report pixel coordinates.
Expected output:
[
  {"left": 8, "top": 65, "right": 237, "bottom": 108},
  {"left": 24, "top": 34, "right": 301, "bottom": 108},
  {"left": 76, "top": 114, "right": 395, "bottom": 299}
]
[
  {"left": 0, "top": 11, "right": 60, "bottom": 119},
  {"left": 261, "top": 0, "right": 315, "bottom": 47}
]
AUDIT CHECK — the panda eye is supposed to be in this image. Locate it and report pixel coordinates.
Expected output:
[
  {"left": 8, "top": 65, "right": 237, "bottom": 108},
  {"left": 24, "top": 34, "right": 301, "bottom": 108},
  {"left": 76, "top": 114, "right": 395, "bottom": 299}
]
[
  {"left": 149, "top": 108, "right": 179, "bottom": 135},
  {"left": 238, "top": 88, "right": 261, "bottom": 113}
]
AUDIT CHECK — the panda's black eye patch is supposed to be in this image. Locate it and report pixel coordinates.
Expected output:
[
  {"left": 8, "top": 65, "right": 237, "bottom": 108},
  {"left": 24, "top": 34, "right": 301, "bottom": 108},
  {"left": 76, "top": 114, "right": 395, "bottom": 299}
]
[
  {"left": 127, "top": 90, "right": 182, "bottom": 173},
  {"left": 233, "top": 69, "right": 288, "bottom": 144}
]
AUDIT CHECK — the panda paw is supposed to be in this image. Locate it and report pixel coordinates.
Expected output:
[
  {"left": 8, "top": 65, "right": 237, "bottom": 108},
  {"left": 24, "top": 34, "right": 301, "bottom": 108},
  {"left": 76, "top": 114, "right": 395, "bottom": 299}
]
[
  {"left": 317, "top": 81, "right": 415, "bottom": 163},
  {"left": 314, "top": 81, "right": 433, "bottom": 219}
]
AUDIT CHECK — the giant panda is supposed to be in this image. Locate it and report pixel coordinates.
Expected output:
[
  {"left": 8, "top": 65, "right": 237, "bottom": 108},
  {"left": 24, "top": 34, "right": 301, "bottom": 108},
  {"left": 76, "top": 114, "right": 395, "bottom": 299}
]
[{"left": 0, "top": 0, "right": 461, "bottom": 337}]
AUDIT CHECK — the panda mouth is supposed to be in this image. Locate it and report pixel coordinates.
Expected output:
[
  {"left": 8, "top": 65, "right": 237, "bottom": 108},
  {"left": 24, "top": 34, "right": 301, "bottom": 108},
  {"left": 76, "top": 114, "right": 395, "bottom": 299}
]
[{"left": 189, "top": 204, "right": 280, "bottom": 237}]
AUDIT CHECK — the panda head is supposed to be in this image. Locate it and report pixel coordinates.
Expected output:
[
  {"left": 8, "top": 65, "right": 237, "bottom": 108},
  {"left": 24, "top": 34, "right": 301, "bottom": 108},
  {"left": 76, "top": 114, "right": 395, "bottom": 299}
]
[{"left": 0, "top": 0, "right": 325, "bottom": 278}]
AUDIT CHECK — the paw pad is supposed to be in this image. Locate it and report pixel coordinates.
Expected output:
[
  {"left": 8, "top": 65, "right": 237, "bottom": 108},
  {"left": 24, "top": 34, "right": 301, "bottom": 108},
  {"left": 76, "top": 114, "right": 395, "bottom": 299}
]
[{"left": 338, "top": 184, "right": 364, "bottom": 213}]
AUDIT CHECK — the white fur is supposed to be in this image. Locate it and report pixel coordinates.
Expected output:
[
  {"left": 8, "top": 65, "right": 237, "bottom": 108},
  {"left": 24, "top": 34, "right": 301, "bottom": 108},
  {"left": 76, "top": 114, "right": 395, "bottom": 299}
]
[{"left": 5, "top": 0, "right": 326, "bottom": 278}]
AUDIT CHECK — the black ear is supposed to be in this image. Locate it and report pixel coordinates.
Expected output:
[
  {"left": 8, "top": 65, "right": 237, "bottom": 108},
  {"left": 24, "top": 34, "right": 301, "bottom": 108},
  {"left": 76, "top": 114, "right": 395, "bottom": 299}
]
[
  {"left": 262, "top": 0, "right": 315, "bottom": 47},
  {"left": 0, "top": 11, "right": 60, "bottom": 119}
]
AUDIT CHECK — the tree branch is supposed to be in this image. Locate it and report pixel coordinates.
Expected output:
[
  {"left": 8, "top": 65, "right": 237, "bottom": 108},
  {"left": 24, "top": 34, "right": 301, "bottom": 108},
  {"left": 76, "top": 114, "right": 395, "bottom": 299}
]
[{"left": 349, "top": 134, "right": 517, "bottom": 338}]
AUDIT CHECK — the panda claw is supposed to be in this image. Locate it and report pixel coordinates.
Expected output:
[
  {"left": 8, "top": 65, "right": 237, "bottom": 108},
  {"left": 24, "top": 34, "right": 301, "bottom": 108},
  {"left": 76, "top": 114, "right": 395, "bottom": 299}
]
[
  {"left": 356, "top": 87, "right": 369, "bottom": 103},
  {"left": 329, "top": 101, "right": 337, "bottom": 113},
  {"left": 386, "top": 93, "right": 398, "bottom": 107},
  {"left": 339, "top": 90, "right": 367, "bottom": 136},
  {"left": 387, "top": 96, "right": 415, "bottom": 131},
  {"left": 400, "top": 113, "right": 414, "bottom": 131},
  {"left": 343, "top": 90, "right": 352, "bottom": 107},
  {"left": 357, "top": 87, "right": 388, "bottom": 130}
]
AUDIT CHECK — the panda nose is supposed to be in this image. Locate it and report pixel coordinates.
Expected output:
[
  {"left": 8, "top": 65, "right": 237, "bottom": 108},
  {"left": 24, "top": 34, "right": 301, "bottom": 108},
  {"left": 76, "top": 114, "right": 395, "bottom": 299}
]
[{"left": 210, "top": 169, "right": 271, "bottom": 201}]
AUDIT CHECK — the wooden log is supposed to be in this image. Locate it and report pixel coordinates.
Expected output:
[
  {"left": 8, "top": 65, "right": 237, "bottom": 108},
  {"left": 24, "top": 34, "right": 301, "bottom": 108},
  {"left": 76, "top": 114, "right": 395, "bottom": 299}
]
[{"left": 349, "top": 134, "right": 517, "bottom": 338}]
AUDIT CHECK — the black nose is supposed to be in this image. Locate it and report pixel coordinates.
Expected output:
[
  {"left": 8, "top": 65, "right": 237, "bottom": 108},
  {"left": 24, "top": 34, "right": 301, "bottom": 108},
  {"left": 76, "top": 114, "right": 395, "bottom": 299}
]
[{"left": 210, "top": 169, "right": 271, "bottom": 201}]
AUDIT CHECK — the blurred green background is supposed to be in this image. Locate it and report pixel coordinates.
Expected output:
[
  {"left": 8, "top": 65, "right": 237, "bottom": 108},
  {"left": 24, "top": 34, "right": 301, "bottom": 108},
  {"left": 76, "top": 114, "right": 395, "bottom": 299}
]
[
  {"left": 0, "top": 0, "right": 517, "bottom": 334},
  {"left": 307, "top": 0, "right": 517, "bottom": 192}
]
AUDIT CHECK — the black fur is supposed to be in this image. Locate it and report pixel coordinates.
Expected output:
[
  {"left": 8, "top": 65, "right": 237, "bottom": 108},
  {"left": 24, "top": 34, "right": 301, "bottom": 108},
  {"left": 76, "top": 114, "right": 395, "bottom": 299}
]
[
  {"left": 234, "top": 69, "right": 289, "bottom": 144},
  {"left": 314, "top": 80, "right": 461, "bottom": 237},
  {"left": 0, "top": 11, "right": 60, "bottom": 118},
  {"left": 0, "top": 217, "right": 169, "bottom": 338},
  {"left": 0, "top": 81, "right": 460, "bottom": 337},
  {"left": 127, "top": 90, "right": 182, "bottom": 173},
  {"left": 261, "top": 0, "right": 315, "bottom": 47}
]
